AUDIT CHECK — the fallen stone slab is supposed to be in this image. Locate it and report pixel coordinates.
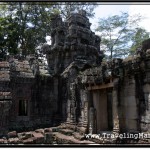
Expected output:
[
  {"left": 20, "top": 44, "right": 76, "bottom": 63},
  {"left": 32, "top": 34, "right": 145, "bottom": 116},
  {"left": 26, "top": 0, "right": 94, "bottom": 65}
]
[
  {"left": 55, "top": 132, "right": 96, "bottom": 144},
  {"left": 18, "top": 132, "right": 32, "bottom": 140},
  {"left": 24, "top": 132, "right": 33, "bottom": 139},
  {"left": 32, "top": 132, "right": 44, "bottom": 144},
  {"left": 0, "top": 138, "right": 7, "bottom": 144},
  {"left": 8, "top": 137, "right": 20, "bottom": 144},
  {"left": 22, "top": 137, "right": 36, "bottom": 144},
  {"left": 55, "top": 132, "right": 82, "bottom": 144},
  {"left": 76, "top": 127, "right": 87, "bottom": 135},
  {"left": 73, "top": 132, "right": 85, "bottom": 140},
  {"left": 51, "top": 127, "right": 59, "bottom": 132},
  {"left": 44, "top": 132, "right": 54, "bottom": 144},
  {"left": 7, "top": 131, "right": 17, "bottom": 138},
  {"left": 59, "top": 129, "right": 74, "bottom": 136},
  {"left": 44, "top": 128, "right": 53, "bottom": 133},
  {"left": 35, "top": 129, "right": 44, "bottom": 135},
  {"left": 17, "top": 132, "right": 25, "bottom": 139}
]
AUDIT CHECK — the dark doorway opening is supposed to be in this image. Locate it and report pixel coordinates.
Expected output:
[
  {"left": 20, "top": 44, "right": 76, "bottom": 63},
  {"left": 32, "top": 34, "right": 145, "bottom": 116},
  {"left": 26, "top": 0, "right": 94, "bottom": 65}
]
[{"left": 18, "top": 100, "right": 28, "bottom": 116}]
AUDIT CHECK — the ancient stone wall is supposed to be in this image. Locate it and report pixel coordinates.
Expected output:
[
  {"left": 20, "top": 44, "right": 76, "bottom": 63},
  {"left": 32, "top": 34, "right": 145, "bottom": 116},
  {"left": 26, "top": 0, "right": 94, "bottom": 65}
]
[
  {"left": 1, "top": 10, "right": 150, "bottom": 145},
  {"left": 79, "top": 42, "right": 150, "bottom": 135},
  {"left": 0, "top": 11, "right": 102, "bottom": 137},
  {"left": 119, "top": 76, "right": 139, "bottom": 132},
  {"left": 0, "top": 61, "right": 12, "bottom": 136}
]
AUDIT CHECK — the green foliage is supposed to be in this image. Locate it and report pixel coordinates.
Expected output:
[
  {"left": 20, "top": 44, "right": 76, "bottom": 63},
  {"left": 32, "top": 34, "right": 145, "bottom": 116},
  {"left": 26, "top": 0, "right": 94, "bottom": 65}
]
[
  {"left": 130, "top": 28, "right": 150, "bottom": 55},
  {"left": 0, "top": 2, "right": 97, "bottom": 59},
  {"left": 0, "top": 16, "right": 20, "bottom": 58},
  {"left": 0, "top": 2, "right": 55, "bottom": 57},
  {"left": 55, "top": 2, "right": 98, "bottom": 19},
  {"left": 96, "top": 12, "right": 144, "bottom": 59}
]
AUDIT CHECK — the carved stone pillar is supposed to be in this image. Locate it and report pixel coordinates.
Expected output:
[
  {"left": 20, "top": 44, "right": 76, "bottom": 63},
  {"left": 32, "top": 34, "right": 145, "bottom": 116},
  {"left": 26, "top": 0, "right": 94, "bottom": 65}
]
[
  {"left": 112, "top": 78, "right": 120, "bottom": 134},
  {"left": 69, "top": 83, "right": 76, "bottom": 124},
  {"left": 89, "top": 107, "right": 95, "bottom": 134},
  {"left": 83, "top": 90, "right": 89, "bottom": 127},
  {"left": 77, "top": 89, "right": 84, "bottom": 126},
  {"left": 66, "top": 99, "right": 71, "bottom": 123}
]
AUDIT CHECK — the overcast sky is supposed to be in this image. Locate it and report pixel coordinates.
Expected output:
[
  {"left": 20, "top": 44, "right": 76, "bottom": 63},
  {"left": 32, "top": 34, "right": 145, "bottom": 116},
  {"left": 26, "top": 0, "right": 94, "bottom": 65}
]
[{"left": 90, "top": 4, "right": 150, "bottom": 32}]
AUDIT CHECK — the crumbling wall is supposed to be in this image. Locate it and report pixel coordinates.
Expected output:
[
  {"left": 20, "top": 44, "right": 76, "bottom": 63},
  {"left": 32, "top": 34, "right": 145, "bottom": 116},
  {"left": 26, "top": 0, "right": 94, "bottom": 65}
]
[
  {"left": 0, "top": 61, "right": 12, "bottom": 136},
  {"left": 79, "top": 39, "right": 150, "bottom": 135}
]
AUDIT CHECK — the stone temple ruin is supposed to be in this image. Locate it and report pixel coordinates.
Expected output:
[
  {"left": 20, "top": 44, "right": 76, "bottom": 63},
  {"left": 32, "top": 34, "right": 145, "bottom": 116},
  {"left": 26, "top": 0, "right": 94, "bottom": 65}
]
[{"left": 1, "top": 10, "right": 150, "bottom": 144}]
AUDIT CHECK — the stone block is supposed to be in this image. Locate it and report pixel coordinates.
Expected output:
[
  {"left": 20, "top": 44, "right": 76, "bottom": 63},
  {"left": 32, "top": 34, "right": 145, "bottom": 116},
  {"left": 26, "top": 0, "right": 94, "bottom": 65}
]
[
  {"left": 73, "top": 132, "right": 85, "bottom": 140},
  {"left": 51, "top": 127, "right": 59, "bottom": 132},
  {"left": 8, "top": 137, "right": 20, "bottom": 144},
  {"left": 59, "top": 129, "right": 74, "bottom": 136},
  {"left": 77, "top": 127, "right": 87, "bottom": 134},
  {"left": 7, "top": 131, "right": 17, "bottom": 138},
  {"left": 32, "top": 132, "right": 44, "bottom": 144},
  {"left": 0, "top": 138, "right": 7, "bottom": 144},
  {"left": 17, "top": 132, "right": 26, "bottom": 140},
  {"left": 24, "top": 132, "right": 33, "bottom": 139},
  {"left": 44, "top": 132, "right": 53, "bottom": 144},
  {"left": 22, "top": 137, "right": 36, "bottom": 144},
  {"left": 35, "top": 129, "right": 44, "bottom": 135},
  {"left": 44, "top": 128, "right": 53, "bottom": 133}
]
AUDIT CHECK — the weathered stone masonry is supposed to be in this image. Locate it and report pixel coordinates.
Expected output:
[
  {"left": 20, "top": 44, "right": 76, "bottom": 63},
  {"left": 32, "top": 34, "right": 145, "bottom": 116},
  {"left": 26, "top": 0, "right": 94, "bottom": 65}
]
[
  {"left": 79, "top": 46, "right": 150, "bottom": 137},
  {"left": 1, "top": 10, "right": 150, "bottom": 144}
]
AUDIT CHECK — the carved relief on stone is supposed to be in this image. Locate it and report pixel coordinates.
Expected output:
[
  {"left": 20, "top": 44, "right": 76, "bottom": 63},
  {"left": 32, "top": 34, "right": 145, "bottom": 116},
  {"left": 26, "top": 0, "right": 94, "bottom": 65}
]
[
  {"left": 89, "top": 107, "right": 96, "bottom": 134},
  {"left": 69, "top": 83, "right": 76, "bottom": 123},
  {"left": 83, "top": 101, "right": 88, "bottom": 125}
]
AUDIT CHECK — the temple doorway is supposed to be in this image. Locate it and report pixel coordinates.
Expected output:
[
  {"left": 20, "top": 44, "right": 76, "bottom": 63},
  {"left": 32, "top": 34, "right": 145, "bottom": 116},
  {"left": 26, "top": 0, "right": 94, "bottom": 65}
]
[{"left": 89, "top": 85, "right": 113, "bottom": 134}]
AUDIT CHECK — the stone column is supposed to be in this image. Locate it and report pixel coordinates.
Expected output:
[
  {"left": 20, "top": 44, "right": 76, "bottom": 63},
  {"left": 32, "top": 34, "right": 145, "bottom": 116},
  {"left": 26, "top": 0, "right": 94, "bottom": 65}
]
[
  {"left": 89, "top": 107, "right": 95, "bottom": 134},
  {"left": 83, "top": 90, "right": 89, "bottom": 127},
  {"left": 77, "top": 89, "right": 84, "bottom": 126},
  {"left": 66, "top": 99, "right": 71, "bottom": 123},
  {"left": 69, "top": 83, "right": 76, "bottom": 124},
  {"left": 112, "top": 78, "right": 120, "bottom": 134}
]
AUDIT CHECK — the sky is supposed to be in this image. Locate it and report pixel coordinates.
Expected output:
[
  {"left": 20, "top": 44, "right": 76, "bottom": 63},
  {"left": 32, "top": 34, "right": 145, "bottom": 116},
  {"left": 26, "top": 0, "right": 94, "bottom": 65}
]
[{"left": 89, "top": 4, "right": 150, "bottom": 33}]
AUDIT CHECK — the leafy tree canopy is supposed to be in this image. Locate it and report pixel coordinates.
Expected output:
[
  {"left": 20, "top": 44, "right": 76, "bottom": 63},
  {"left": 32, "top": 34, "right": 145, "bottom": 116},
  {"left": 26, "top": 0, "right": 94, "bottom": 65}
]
[
  {"left": 130, "top": 27, "right": 149, "bottom": 55},
  {"left": 95, "top": 12, "right": 149, "bottom": 59},
  {"left": 0, "top": 2, "right": 97, "bottom": 59}
]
